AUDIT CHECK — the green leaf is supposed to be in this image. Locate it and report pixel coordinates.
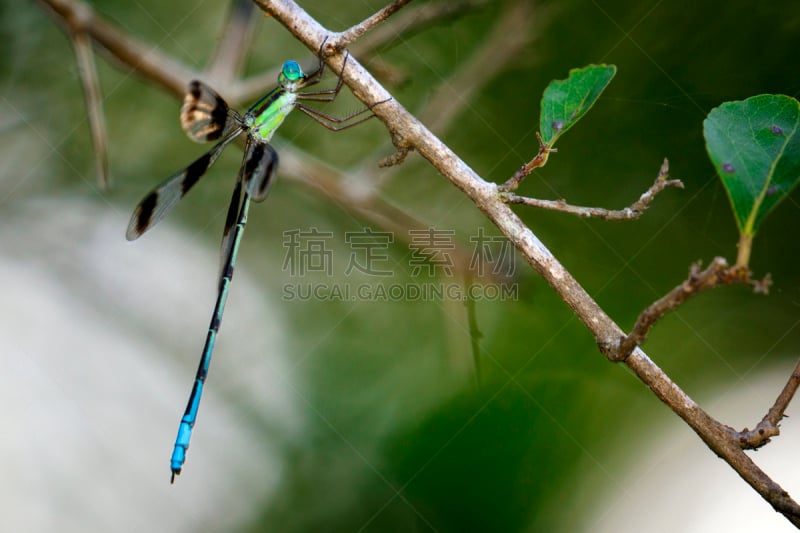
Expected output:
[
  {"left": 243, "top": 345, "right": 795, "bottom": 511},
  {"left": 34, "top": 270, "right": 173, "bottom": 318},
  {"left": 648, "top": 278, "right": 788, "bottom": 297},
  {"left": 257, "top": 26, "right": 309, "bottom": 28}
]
[
  {"left": 539, "top": 64, "right": 617, "bottom": 146},
  {"left": 703, "top": 94, "right": 800, "bottom": 237}
]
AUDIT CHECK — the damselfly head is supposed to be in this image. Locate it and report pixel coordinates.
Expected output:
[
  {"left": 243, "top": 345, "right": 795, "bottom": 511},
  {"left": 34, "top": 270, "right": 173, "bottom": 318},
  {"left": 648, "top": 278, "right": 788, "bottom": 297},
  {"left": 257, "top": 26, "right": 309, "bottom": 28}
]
[{"left": 278, "top": 61, "right": 305, "bottom": 90}]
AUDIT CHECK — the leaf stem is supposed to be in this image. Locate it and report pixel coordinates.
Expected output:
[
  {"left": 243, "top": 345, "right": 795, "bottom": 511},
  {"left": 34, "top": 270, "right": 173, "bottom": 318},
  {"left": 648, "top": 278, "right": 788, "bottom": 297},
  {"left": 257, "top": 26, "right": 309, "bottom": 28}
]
[{"left": 736, "top": 232, "right": 753, "bottom": 268}]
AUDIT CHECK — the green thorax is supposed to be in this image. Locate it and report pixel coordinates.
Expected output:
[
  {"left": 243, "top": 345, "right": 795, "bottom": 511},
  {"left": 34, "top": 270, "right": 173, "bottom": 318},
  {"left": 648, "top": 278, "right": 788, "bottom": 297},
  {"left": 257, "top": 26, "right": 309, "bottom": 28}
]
[{"left": 244, "top": 60, "right": 304, "bottom": 142}]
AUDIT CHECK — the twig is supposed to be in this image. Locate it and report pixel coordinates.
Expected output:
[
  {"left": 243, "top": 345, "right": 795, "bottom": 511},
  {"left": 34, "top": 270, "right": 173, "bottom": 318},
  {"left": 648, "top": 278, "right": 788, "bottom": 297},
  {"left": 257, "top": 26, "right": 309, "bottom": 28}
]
[
  {"left": 378, "top": 143, "right": 413, "bottom": 167},
  {"left": 379, "top": 1, "right": 539, "bottom": 174},
  {"left": 498, "top": 132, "right": 557, "bottom": 192},
  {"left": 737, "top": 232, "right": 754, "bottom": 269},
  {"left": 418, "top": 1, "right": 537, "bottom": 134},
  {"left": 464, "top": 272, "right": 483, "bottom": 386},
  {"left": 734, "top": 356, "right": 800, "bottom": 449},
  {"left": 206, "top": 0, "right": 259, "bottom": 85},
  {"left": 38, "top": 0, "right": 196, "bottom": 98},
  {"left": 356, "top": 0, "right": 491, "bottom": 55},
  {"left": 502, "top": 158, "right": 684, "bottom": 220},
  {"left": 335, "top": 0, "right": 414, "bottom": 50},
  {"left": 71, "top": 29, "right": 109, "bottom": 190},
  {"left": 614, "top": 257, "right": 772, "bottom": 361},
  {"left": 39, "top": 0, "right": 110, "bottom": 189}
]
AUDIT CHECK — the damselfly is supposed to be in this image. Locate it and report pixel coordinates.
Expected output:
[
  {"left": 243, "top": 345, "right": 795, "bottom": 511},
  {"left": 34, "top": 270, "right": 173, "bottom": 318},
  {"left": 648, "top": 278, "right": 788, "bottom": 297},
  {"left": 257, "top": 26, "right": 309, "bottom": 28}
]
[{"left": 126, "top": 43, "right": 382, "bottom": 482}]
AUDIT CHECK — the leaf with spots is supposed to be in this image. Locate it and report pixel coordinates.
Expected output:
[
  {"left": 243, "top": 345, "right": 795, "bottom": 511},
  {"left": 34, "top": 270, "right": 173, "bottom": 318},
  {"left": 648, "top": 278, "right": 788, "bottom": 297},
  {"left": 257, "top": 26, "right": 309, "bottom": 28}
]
[
  {"left": 703, "top": 95, "right": 800, "bottom": 265},
  {"left": 539, "top": 64, "right": 617, "bottom": 147}
]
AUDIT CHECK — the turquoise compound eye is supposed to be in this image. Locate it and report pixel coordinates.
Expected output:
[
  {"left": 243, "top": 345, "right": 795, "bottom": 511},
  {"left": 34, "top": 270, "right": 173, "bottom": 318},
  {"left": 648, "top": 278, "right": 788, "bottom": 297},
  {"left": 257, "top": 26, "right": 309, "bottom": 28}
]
[{"left": 281, "top": 60, "right": 303, "bottom": 82}]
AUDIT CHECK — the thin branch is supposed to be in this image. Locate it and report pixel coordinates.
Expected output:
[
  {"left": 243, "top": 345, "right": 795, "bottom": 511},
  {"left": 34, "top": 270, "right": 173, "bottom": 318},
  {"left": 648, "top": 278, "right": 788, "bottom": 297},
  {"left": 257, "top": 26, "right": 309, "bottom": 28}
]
[
  {"left": 614, "top": 257, "right": 772, "bottom": 361},
  {"left": 378, "top": 136, "right": 413, "bottom": 167},
  {"left": 356, "top": 0, "right": 491, "bottom": 55},
  {"left": 734, "top": 356, "right": 800, "bottom": 449},
  {"left": 335, "top": 0, "right": 414, "bottom": 49},
  {"left": 464, "top": 272, "right": 483, "bottom": 386},
  {"left": 70, "top": 29, "right": 109, "bottom": 190},
  {"left": 502, "top": 158, "right": 683, "bottom": 219},
  {"left": 206, "top": 0, "right": 260, "bottom": 85},
  {"left": 379, "top": 1, "right": 541, "bottom": 179},
  {"left": 499, "top": 132, "right": 557, "bottom": 192},
  {"left": 234, "top": 0, "right": 411, "bottom": 100},
  {"left": 417, "top": 1, "right": 537, "bottom": 133},
  {"left": 38, "top": 0, "right": 196, "bottom": 98},
  {"left": 353, "top": 0, "right": 493, "bottom": 91}
]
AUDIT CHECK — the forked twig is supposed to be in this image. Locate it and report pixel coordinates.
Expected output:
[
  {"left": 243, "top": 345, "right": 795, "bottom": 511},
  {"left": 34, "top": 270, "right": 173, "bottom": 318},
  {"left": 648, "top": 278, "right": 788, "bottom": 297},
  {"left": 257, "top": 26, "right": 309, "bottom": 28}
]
[
  {"left": 733, "top": 356, "right": 800, "bottom": 449},
  {"left": 613, "top": 257, "right": 772, "bottom": 361},
  {"left": 502, "top": 158, "right": 684, "bottom": 220}
]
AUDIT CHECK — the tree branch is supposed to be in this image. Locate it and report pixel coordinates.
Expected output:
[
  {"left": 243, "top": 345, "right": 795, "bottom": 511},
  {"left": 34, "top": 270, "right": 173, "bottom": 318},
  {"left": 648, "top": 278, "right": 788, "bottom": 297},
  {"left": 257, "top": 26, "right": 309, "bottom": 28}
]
[
  {"left": 237, "top": 0, "right": 491, "bottom": 101},
  {"left": 254, "top": 0, "right": 800, "bottom": 524},
  {"left": 378, "top": 1, "right": 543, "bottom": 186}
]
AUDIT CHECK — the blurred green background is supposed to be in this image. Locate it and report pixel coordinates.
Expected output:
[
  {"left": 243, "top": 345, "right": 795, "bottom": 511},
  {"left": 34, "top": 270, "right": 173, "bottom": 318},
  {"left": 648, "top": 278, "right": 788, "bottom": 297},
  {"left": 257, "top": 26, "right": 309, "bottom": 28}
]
[{"left": 3, "top": 0, "right": 800, "bottom": 531}]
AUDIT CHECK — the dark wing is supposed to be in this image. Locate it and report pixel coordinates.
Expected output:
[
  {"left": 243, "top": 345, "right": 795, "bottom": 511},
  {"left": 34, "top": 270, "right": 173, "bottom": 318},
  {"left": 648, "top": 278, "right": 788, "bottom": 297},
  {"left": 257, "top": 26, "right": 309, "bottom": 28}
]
[
  {"left": 243, "top": 141, "right": 279, "bottom": 202},
  {"left": 126, "top": 130, "right": 241, "bottom": 241},
  {"left": 181, "top": 80, "right": 243, "bottom": 143},
  {"left": 217, "top": 139, "right": 279, "bottom": 277}
]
